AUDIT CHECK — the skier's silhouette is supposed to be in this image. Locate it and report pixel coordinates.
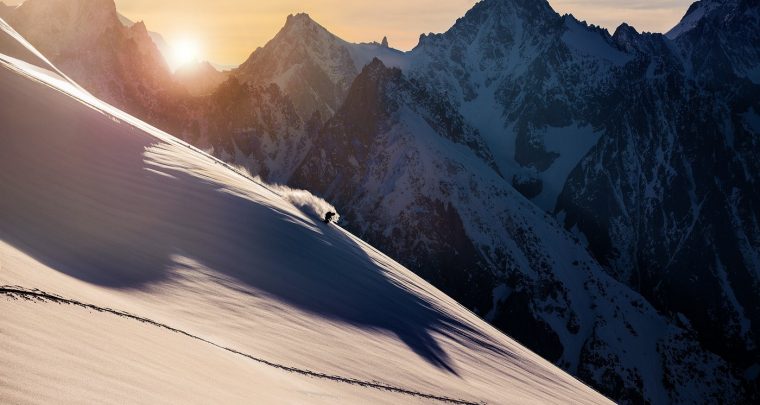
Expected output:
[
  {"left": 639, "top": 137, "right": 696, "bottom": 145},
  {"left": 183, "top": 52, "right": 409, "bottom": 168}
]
[{"left": 323, "top": 212, "right": 336, "bottom": 224}]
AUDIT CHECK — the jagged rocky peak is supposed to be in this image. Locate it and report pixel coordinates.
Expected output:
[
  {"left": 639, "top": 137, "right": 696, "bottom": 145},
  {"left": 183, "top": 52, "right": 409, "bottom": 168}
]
[
  {"left": 332, "top": 58, "right": 399, "bottom": 128},
  {"left": 611, "top": 22, "right": 644, "bottom": 51},
  {"left": 416, "top": 0, "right": 558, "bottom": 47},
  {"left": 609, "top": 22, "right": 671, "bottom": 55},
  {"left": 278, "top": 12, "right": 332, "bottom": 39},
  {"left": 464, "top": 0, "right": 558, "bottom": 24},
  {"left": 666, "top": 0, "right": 747, "bottom": 38},
  {"left": 668, "top": 0, "right": 760, "bottom": 82},
  {"left": 240, "top": 12, "right": 339, "bottom": 64},
  {"left": 612, "top": 22, "right": 639, "bottom": 40},
  {"left": 284, "top": 12, "right": 315, "bottom": 27},
  {"left": 414, "top": 0, "right": 568, "bottom": 62},
  {"left": 234, "top": 11, "right": 365, "bottom": 120},
  {"left": 270, "top": 12, "right": 353, "bottom": 57},
  {"left": 359, "top": 57, "right": 398, "bottom": 81},
  {"left": 127, "top": 19, "right": 148, "bottom": 34},
  {"left": 380, "top": 36, "right": 389, "bottom": 48}
]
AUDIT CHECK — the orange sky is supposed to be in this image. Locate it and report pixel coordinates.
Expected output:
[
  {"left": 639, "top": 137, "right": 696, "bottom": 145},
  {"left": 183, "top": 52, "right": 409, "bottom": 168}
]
[{"left": 5, "top": 0, "right": 693, "bottom": 65}]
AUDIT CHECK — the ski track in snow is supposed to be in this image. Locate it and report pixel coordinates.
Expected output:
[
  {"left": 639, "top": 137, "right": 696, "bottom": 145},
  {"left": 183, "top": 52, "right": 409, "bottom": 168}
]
[{"left": 0, "top": 286, "right": 482, "bottom": 405}]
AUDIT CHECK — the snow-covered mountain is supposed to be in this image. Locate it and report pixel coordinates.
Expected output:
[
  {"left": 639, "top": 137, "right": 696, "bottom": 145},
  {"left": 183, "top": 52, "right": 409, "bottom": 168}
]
[
  {"left": 0, "top": 19, "right": 614, "bottom": 405},
  {"left": 181, "top": 77, "right": 315, "bottom": 184},
  {"left": 234, "top": 13, "right": 406, "bottom": 120},
  {"left": 290, "top": 57, "right": 749, "bottom": 404},
  {"left": 397, "top": 0, "right": 760, "bottom": 400},
  {"left": 5, "top": 0, "right": 759, "bottom": 402},
  {"left": 557, "top": 0, "right": 760, "bottom": 393},
  {"left": 403, "top": 0, "right": 629, "bottom": 211},
  {"left": 669, "top": 0, "right": 760, "bottom": 84}
]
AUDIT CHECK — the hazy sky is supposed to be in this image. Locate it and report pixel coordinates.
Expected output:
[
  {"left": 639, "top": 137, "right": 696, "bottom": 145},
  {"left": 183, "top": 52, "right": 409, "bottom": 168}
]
[{"left": 6, "top": 0, "right": 694, "bottom": 65}]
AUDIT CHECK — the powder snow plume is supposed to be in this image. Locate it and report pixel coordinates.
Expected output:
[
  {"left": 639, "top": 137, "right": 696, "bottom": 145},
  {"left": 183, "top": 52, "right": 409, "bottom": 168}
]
[
  {"left": 265, "top": 179, "right": 340, "bottom": 223},
  {"left": 235, "top": 167, "right": 339, "bottom": 223}
]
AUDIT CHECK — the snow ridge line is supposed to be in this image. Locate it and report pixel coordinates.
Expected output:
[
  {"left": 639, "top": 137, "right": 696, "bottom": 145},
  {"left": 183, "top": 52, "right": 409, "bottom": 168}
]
[{"left": 0, "top": 286, "right": 484, "bottom": 405}]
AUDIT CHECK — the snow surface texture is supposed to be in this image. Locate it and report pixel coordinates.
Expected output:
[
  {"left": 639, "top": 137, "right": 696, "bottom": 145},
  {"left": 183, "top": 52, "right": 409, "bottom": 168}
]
[{"left": 0, "top": 20, "right": 609, "bottom": 405}]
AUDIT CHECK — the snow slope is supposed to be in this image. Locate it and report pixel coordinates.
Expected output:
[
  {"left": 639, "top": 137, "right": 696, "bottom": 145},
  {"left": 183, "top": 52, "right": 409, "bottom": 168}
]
[{"left": 0, "top": 19, "right": 610, "bottom": 405}]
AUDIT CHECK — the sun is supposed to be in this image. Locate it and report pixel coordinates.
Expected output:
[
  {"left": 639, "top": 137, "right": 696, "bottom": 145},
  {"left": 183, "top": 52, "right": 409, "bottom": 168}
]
[{"left": 169, "top": 39, "right": 200, "bottom": 70}]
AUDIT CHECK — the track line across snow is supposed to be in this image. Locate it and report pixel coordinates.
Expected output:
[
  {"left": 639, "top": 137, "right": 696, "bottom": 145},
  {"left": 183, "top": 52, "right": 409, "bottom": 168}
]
[{"left": 0, "top": 286, "right": 483, "bottom": 405}]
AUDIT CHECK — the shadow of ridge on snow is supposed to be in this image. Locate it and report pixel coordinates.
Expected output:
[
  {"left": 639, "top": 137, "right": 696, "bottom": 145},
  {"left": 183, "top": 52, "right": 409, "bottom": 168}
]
[
  {"left": 0, "top": 286, "right": 481, "bottom": 405},
  {"left": 0, "top": 63, "right": 510, "bottom": 373}
]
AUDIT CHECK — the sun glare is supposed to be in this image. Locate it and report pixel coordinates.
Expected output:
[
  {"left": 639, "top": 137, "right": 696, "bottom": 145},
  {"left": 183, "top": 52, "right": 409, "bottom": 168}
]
[{"left": 169, "top": 39, "right": 200, "bottom": 70}]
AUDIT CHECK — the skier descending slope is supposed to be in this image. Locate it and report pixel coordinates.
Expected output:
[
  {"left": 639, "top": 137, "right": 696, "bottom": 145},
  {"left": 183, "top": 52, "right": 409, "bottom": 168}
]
[{"left": 323, "top": 211, "right": 336, "bottom": 224}]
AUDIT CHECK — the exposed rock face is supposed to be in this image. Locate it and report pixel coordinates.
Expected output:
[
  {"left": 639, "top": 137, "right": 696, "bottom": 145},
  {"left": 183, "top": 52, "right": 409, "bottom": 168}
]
[
  {"left": 182, "top": 77, "right": 311, "bottom": 183},
  {"left": 291, "top": 59, "right": 750, "bottom": 403},
  {"left": 1, "top": 0, "right": 308, "bottom": 184},
  {"left": 398, "top": 1, "right": 759, "bottom": 400},
  {"left": 1, "top": 0, "right": 188, "bottom": 134},
  {"left": 405, "top": 0, "right": 628, "bottom": 212},
  {"left": 234, "top": 13, "right": 406, "bottom": 120},
  {"left": 557, "top": 0, "right": 760, "bottom": 389},
  {"left": 235, "top": 13, "right": 357, "bottom": 120}
]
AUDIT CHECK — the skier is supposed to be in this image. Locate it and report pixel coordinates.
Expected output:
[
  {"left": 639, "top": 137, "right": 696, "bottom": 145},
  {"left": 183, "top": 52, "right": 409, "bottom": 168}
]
[{"left": 323, "top": 211, "right": 336, "bottom": 224}]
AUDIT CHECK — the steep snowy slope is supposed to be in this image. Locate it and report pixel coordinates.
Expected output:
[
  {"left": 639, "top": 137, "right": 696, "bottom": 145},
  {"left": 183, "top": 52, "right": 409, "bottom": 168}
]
[
  {"left": 291, "top": 59, "right": 748, "bottom": 403},
  {"left": 0, "top": 19, "right": 611, "bottom": 405}
]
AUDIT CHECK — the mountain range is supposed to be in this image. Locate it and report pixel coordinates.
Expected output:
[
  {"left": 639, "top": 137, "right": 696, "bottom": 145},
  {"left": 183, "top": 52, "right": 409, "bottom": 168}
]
[
  {"left": 0, "top": 17, "right": 617, "bottom": 404},
  {"left": 1, "top": 0, "right": 758, "bottom": 403}
]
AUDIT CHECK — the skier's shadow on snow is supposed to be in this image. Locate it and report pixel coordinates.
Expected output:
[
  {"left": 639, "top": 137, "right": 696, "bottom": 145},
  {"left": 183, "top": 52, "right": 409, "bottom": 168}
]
[{"left": 0, "top": 75, "right": 511, "bottom": 373}]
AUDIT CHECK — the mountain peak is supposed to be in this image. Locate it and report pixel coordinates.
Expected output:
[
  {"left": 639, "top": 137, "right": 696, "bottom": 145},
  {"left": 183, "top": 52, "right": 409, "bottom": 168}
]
[
  {"left": 665, "top": 0, "right": 746, "bottom": 38},
  {"left": 284, "top": 12, "right": 316, "bottom": 29},
  {"left": 416, "top": 0, "right": 560, "bottom": 50},
  {"left": 475, "top": 0, "right": 557, "bottom": 19},
  {"left": 275, "top": 12, "right": 338, "bottom": 43},
  {"left": 613, "top": 22, "right": 638, "bottom": 38},
  {"left": 358, "top": 58, "right": 397, "bottom": 80},
  {"left": 129, "top": 20, "right": 147, "bottom": 34}
]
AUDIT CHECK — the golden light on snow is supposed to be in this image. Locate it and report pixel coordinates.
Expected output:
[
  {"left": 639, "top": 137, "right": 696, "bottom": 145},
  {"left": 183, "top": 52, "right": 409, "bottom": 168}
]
[{"left": 169, "top": 39, "right": 201, "bottom": 69}]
